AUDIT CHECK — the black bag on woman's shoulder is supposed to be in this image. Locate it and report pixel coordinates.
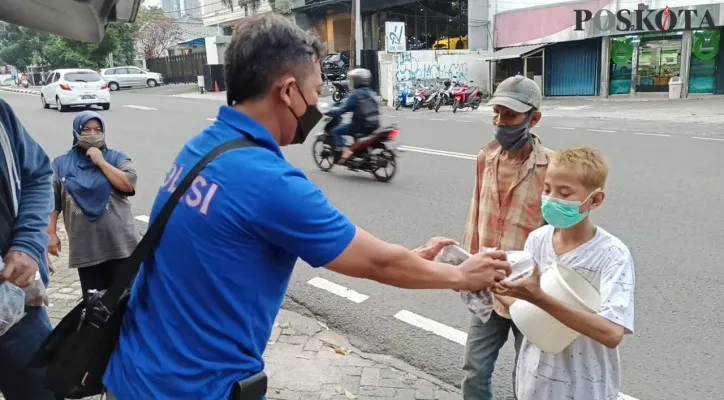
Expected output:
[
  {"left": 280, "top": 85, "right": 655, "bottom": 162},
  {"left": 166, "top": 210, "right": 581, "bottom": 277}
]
[{"left": 28, "top": 137, "right": 258, "bottom": 399}]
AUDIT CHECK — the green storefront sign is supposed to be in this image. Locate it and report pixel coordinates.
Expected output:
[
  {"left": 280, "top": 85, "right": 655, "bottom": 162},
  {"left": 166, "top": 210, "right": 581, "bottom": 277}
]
[
  {"left": 611, "top": 38, "right": 634, "bottom": 65},
  {"left": 692, "top": 30, "right": 720, "bottom": 61}
]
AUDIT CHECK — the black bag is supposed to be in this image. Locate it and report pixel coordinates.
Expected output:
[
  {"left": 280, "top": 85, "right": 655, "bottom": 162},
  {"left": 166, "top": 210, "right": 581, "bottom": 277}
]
[{"left": 28, "top": 137, "right": 259, "bottom": 399}]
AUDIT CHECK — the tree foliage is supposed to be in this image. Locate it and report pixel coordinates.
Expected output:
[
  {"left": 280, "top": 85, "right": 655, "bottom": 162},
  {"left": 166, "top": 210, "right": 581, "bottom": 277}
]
[
  {"left": 0, "top": 23, "right": 49, "bottom": 69},
  {"left": 134, "top": 6, "right": 182, "bottom": 59}
]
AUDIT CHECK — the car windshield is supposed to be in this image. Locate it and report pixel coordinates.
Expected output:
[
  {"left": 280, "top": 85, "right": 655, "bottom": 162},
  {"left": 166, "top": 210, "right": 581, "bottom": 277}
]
[
  {"left": 64, "top": 71, "right": 102, "bottom": 82},
  {"left": 325, "top": 54, "right": 341, "bottom": 62}
]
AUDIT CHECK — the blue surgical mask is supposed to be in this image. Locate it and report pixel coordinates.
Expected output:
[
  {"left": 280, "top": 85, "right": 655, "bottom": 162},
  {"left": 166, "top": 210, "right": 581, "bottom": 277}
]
[{"left": 541, "top": 190, "right": 600, "bottom": 229}]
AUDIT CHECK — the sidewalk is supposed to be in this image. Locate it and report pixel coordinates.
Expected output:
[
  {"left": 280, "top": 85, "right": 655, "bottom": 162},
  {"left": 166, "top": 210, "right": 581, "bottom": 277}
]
[
  {"left": 0, "top": 85, "right": 41, "bottom": 95},
  {"left": 40, "top": 223, "right": 461, "bottom": 400}
]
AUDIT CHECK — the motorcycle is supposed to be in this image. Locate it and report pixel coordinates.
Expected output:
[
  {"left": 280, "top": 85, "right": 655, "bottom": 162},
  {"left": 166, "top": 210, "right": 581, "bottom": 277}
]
[
  {"left": 312, "top": 115, "right": 400, "bottom": 183},
  {"left": 434, "top": 78, "right": 463, "bottom": 112},
  {"left": 393, "top": 86, "right": 414, "bottom": 110},
  {"left": 331, "top": 80, "right": 349, "bottom": 104},
  {"left": 19, "top": 76, "right": 29, "bottom": 88},
  {"left": 412, "top": 82, "right": 432, "bottom": 111},
  {"left": 423, "top": 80, "right": 450, "bottom": 110},
  {"left": 451, "top": 80, "right": 482, "bottom": 113}
]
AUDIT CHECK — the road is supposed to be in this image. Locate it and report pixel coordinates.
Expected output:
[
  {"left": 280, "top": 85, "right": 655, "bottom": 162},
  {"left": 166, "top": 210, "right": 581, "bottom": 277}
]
[{"left": 2, "top": 88, "right": 723, "bottom": 400}]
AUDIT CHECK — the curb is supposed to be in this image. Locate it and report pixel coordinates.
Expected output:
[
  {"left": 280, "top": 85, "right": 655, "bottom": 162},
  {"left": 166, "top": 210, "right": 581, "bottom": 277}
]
[{"left": 0, "top": 86, "right": 41, "bottom": 95}]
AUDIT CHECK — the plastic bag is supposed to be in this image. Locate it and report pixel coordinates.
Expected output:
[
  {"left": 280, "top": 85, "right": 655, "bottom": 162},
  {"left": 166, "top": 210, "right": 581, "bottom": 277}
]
[
  {"left": 24, "top": 271, "right": 48, "bottom": 307},
  {"left": 0, "top": 259, "right": 27, "bottom": 336},
  {"left": 435, "top": 245, "right": 496, "bottom": 323},
  {"left": 435, "top": 246, "right": 536, "bottom": 323}
]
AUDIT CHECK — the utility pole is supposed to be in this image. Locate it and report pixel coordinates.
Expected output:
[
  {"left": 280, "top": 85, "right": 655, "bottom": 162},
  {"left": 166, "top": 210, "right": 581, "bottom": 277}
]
[{"left": 349, "top": 0, "right": 357, "bottom": 68}]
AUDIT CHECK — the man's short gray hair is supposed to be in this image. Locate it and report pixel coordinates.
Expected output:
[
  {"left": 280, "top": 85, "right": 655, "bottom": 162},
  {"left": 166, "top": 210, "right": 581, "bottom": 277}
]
[{"left": 224, "top": 13, "right": 326, "bottom": 106}]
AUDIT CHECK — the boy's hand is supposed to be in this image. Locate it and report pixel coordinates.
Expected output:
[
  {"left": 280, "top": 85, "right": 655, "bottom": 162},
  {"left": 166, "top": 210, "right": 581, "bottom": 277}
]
[{"left": 496, "top": 264, "right": 544, "bottom": 303}]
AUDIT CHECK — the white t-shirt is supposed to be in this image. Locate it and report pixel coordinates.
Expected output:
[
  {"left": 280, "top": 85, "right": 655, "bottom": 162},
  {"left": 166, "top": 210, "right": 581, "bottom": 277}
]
[{"left": 516, "top": 225, "right": 635, "bottom": 400}]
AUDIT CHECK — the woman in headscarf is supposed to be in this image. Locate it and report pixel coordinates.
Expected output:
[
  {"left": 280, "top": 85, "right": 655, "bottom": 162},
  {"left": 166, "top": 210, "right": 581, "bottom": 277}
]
[{"left": 46, "top": 110, "right": 139, "bottom": 302}]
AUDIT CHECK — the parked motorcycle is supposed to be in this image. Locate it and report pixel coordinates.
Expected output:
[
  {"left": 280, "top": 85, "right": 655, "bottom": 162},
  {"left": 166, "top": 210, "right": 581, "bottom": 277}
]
[
  {"left": 423, "top": 80, "right": 450, "bottom": 110},
  {"left": 434, "top": 78, "right": 463, "bottom": 112},
  {"left": 412, "top": 82, "right": 432, "bottom": 111},
  {"left": 331, "top": 80, "right": 349, "bottom": 104},
  {"left": 312, "top": 115, "right": 400, "bottom": 182},
  {"left": 393, "top": 86, "right": 414, "bottom": 110},
  {"left": 451, "top": 80, "right": 482, "bottom": 113}
]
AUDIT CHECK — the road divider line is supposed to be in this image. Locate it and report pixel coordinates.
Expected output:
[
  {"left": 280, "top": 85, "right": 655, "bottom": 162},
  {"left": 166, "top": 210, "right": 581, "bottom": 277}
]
[
  {"left": 307, "top": 277, "right": 369, "bottom": 303},
  {"left": 405, "top": 116, "right": 421, "bottom": 119},
  {"left": 458, "top": 120, "right": 473, "bottom": 123},
  {"left": 394, "top": 310, "right": 467, "bottom": 346},
  {"left": 207, "top": 118, "right": 217, "bottom": 121},
  {"left": 429, "top": 118, "right": 447, "bottom": 121},
  {"left": 692, "top": 136, "right": 724, "bottom": 141},
  {"left": 587, "top": 129, "right": 615, "bottom": 133},
  {"left": 617, "top": 393, "right": 640, "bottom": 400},
  {"left": 399, "top": 145, "right": 477, "bottom": 160},
  {"left": 124, "top": 105, "right": 158, "bottom": 111},
  {"left": 135, "top": 215, "right": 150, "bottom": 223},
  {"left": 552, "top": 126, "right": 575, "bottom": 130},
  {"left": 636, "top": 132, "right": 670, "bottom": 137}
]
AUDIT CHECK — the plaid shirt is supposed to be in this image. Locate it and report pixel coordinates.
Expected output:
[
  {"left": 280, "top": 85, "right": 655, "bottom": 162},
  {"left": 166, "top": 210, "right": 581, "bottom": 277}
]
[{"left": 462, "top": 136, "right": 554, "bottom": 254}]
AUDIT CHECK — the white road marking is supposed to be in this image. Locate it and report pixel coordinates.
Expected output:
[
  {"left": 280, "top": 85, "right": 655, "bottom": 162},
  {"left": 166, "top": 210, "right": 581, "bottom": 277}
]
[
  {"left": 636, "top": 132, "right": 670, "bottom": 137},
  {"left": 124, "top": 105, "right": 158, "bottom": 111},
  {"left": 307, "top": 277, "right": 369, "bottom": 303},
  {"left": 207, "top": 118, "right": 217, "bottom": 121},
  {"left": 394, "top": 310, "right": 467, "bottom": 346},
  {"left": 587, "top": 129, "right": 615, "bottom": 133},
  {"left": 552, "top": 126, "right": 575, "bottom": 130},
  {"left": 617, "top": 393, "right": 640, "bottom": 400},
  {"left": 399, "top": 145, "right": 477, "bottom": 160},
  {"left": 405, "top": 116, "right": 421, "bottom": 119},
  {"left": 692, "top": 136, "right": 724, "bottom": 141},
  {"left": 429, "top": 118, "right": 447, "bottom": 121},
  {"left": 135, "top": 215, "right": 150, "bottom": 223},
  {"left": 458, "top": 120, "right": 473, "bottom": 123}
]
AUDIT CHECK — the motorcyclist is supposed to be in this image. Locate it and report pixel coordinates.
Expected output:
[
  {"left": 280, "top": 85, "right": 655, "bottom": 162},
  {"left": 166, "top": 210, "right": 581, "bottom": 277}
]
[{"left": 326, "top": 68, "right": 380, "bottom": 163}]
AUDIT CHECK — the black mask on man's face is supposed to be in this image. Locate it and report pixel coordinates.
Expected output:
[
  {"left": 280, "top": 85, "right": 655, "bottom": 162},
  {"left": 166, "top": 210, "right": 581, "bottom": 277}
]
[{"left": 289, "top": 85, "right": 323, "bottom": 145}]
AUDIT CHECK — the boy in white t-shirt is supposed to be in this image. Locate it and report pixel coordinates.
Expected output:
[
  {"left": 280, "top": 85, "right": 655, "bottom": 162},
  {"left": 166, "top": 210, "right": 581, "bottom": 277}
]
[{"left": 495, "top": 145, "right": 635, "bottom": 400}]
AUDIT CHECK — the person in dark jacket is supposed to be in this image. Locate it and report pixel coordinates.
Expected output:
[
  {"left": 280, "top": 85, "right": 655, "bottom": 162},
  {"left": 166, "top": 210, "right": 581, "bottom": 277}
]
[
  {"left": 326, "top": 68, "right": 380, "bottom": 163},
  {"left": 0, "top": 97, "right": 61, "bottom": 400}
]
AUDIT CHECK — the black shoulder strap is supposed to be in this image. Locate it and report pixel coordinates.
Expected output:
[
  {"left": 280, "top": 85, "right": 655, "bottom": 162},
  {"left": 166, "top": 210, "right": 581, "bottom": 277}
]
[{"left": 100, "top": 137, "right": 258, "bottom": 307}]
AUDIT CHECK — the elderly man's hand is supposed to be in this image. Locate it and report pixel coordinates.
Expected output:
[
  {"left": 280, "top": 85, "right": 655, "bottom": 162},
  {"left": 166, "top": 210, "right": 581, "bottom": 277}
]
[
  {"left": 457, "top": 250, "right": 511, "bottom": 292},
  {"left": 1, "top": 251, "right": 38, "bottom": 288},
  {"left": 413, "top": 237, "right": 458, "bottom": 261}
]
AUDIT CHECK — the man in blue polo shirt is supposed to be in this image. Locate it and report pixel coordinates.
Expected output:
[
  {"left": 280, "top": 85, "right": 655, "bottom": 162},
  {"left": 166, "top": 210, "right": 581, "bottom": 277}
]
[{"left": 103, "top": 14, "right": 511, "bottom": 400}]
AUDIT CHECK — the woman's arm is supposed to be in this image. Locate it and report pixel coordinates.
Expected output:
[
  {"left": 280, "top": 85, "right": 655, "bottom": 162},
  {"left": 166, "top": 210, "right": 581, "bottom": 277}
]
[
  {"left": 97, "top": 160, "right": 134, "bottom": 193},
  {"left": 47, "top": 211, "right": 61, "bottom": 256}
]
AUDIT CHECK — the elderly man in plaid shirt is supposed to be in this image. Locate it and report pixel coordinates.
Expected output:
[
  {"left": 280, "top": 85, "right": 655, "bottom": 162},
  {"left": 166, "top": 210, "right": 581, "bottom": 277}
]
[{"left": 460, "top": 75, "right": 554, "bottom": 400}]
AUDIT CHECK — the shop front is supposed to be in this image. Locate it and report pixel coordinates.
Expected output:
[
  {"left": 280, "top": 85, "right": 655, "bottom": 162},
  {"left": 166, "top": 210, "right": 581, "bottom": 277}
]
[{"left": 608, "top": 28, "right": 722, "bottom": 96}]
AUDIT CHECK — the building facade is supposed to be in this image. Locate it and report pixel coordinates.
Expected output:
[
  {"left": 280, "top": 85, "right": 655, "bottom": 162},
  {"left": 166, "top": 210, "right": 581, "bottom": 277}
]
[{"left": 486, "top": 0, "right": 724, "bottom": 98}]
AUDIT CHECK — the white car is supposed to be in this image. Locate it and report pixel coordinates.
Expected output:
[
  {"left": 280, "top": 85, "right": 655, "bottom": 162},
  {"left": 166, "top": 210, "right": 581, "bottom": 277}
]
[
  {"left": 101, "top": 67, "right": 163, "bottom": 91},
  {"left": 40, "top": 69, "right": 111, "bottom": 112}
]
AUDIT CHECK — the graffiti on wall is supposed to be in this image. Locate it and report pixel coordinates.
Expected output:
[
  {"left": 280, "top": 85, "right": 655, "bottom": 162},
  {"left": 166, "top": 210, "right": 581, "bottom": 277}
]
[{"left": 393, "top": 51, "right": 470, "bottom": 92}]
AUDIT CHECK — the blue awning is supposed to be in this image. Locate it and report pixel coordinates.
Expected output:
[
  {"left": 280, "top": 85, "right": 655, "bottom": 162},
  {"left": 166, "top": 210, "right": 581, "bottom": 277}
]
[{"left": 179, "top": 37, "right": 205, "bottom": 46}]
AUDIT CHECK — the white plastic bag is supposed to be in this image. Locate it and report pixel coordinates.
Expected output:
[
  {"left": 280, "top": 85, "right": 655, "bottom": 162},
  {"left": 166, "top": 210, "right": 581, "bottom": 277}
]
[
  {"left": 436, "top": 246, "right": 536, "bottom": 323},
  {"left": 0, "top": 259, "right": 27, "bottom": 336},
  {"left": 435, "top": 245, "right": 496, "bottom": 323},
  {"left": 24, "top": 271, "right": 48, "bottom": 307}
]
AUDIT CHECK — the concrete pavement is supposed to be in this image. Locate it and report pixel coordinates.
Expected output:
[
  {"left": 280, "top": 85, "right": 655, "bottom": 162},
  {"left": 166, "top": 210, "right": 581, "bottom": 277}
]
[{"left": 3, "top": 88, "right": 724, "bottom": 400}]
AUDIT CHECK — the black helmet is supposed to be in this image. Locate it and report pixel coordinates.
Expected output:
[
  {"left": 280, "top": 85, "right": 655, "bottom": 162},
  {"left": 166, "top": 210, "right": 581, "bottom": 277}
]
[{"left": 348, "top": 68, "right": 373, "bottom": 89}]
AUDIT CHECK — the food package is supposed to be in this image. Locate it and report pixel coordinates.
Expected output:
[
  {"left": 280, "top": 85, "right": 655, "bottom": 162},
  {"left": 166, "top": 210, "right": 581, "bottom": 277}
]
[
  {"left": 435, "top": 246, "right": 536, "bottom": 323},
  {"left": 24, "top": 271, "right": 48, "bottom": 307},
  {"left": 0, "top": 259, "right": 27, "bottom": 336},
  {"left": 435, "top": 245, "right": 495, "bottom": 323}
]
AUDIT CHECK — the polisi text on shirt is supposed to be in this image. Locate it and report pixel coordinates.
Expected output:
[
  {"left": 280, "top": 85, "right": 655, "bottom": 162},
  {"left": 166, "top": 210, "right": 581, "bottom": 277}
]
[
  {"left": 574, "top": 8, "right": 717, "bottom": 32},
  {"left": 161, "top": 163, "right": 219, "bottom": 216}
]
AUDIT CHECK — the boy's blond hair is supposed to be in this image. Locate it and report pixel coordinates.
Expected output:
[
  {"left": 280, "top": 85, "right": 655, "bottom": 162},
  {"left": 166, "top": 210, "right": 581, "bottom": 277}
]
[{"left": 552, "top": 145, "right": 608, "bottom": 190}]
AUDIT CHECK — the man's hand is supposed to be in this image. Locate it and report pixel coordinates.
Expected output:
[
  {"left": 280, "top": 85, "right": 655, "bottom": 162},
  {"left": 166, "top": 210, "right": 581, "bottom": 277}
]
[
  {"left": 413, "top": 237, "right": 458, "bottom": 261},
  {"left": 48, "top": 232, "right": 61, "bottom": 256},
  {"left": 497, "top": 264, "right": 544, "bottom": 303},
  {"left": 1, "top": 251, "right": 38, "bottom": 288},
  {"left": 457, "top": 250, "right": 511, "bottom": 292},
  {"left": 87, "top": 147, "right": 105, "bottom": 166}
]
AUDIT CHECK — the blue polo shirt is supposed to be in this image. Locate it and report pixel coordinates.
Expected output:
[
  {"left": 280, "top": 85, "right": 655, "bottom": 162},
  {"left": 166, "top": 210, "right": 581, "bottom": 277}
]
[{"left": 103, "top": 106, "right": 356, "bottom": 399}]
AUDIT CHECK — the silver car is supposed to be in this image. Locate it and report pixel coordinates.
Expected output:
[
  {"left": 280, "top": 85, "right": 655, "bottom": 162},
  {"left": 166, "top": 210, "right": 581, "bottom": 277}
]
[{"left": 101, "top": 66, "right": 163, "bottom": 91}]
